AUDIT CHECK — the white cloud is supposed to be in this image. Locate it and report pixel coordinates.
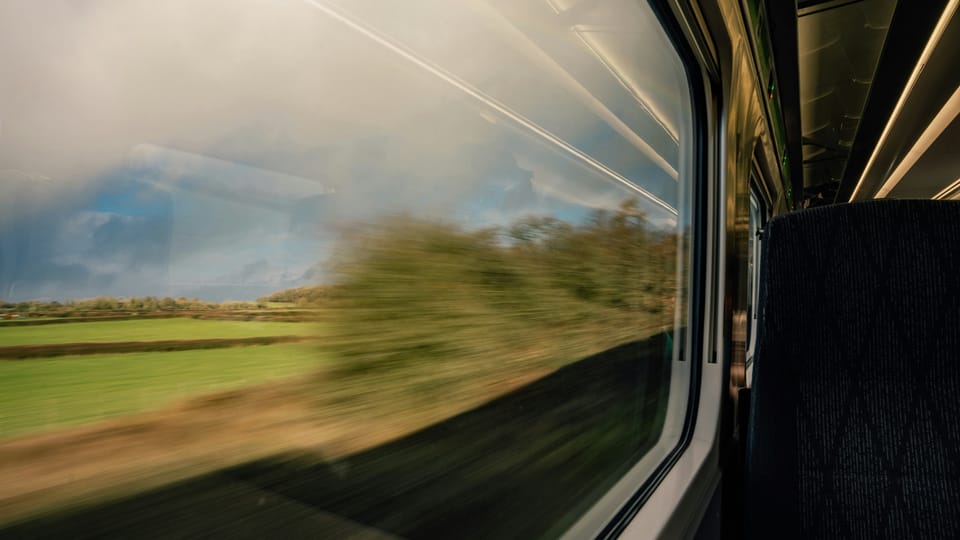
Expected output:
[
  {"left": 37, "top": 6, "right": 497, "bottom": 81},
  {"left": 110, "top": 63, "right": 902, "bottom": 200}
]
[{"left": 0, "top": 0, "right": 686, "bottom": 214}]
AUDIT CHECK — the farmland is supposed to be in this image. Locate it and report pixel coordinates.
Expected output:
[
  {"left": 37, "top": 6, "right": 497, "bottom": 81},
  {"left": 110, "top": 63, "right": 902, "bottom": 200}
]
[
  {"left": 0, "top": 343, "right": 324, "bottom": 437},
  {"left": 0, "top": 318, "right": 315, "bottom": 347},
  {"left": 0, "top": 317, "right": 324, "bottom": 439}
]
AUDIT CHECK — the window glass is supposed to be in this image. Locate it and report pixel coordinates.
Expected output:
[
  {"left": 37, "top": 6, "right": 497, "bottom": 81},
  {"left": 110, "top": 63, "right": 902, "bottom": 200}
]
[
  {"left": 0, "top": 0, "right": 696, "bottom": 536},
  {"left": 746, "top": 190, "right": 761, "bottom": 362}
]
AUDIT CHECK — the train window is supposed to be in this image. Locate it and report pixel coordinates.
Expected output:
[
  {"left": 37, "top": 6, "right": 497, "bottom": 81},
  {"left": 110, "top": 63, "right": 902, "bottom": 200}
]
[
  {"left": 0, "top": 0, "right": 698, "bottom": 537},
  {"left": 745, "top": 189, "right": 762, "bottom": 376}
]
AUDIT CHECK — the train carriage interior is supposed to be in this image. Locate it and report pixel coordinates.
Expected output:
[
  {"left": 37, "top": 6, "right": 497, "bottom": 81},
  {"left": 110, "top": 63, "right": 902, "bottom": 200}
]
[{"left": 1, "top": 0, "right": 960, "bottom": 538}]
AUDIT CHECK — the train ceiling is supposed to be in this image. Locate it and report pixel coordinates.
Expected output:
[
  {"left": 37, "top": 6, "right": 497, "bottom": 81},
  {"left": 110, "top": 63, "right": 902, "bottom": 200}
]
[{"left": 767, "top": 0, "right": 960, "bottom": 207}]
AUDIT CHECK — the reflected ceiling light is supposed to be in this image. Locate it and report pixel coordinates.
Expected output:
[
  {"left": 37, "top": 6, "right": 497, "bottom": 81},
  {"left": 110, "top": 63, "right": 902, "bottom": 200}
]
[
  {"left": 573, "top": 27, "right": 681, "bottom": 143},
  {"left": 849, "top": 0, "right": 958, "bottom": 201},
  {"left": 466, "top": 0, "right": 680, "bottom": 181},
  {"left": 302, "top": 0, "right": 679, "bottom": 215}
]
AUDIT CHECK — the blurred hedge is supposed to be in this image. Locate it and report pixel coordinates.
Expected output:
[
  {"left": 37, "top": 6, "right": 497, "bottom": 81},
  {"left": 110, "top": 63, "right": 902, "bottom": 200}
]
[{"left": 323, "top": 200, "right": 680, "bottom": 377}]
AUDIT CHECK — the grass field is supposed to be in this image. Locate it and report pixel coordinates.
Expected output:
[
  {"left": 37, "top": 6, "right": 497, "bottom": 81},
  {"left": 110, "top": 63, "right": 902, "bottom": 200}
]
[
  {"left": 0, "top": 318, "right": 318, "bottom": 346},
  {"left": 0, "top": 343, "right": 325, "bottom": 438}
]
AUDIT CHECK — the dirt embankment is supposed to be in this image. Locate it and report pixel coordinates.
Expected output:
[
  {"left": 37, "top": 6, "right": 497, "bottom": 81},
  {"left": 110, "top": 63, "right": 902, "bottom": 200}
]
[
  {"left": 0, "top": 367, "right": 551, "bottom": 528},
  {"left": 0, "top": 381, "right": 325, "bottom": 525}
]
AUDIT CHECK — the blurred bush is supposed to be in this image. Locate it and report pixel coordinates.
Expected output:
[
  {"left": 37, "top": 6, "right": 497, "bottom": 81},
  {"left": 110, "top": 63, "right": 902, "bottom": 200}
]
[{"left": 323, "top": 199, "right": 679, "bottom": 379}]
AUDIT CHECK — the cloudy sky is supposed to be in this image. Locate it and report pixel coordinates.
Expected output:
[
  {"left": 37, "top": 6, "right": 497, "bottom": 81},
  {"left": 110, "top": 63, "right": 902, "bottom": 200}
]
[{"left": 0, "top": 0, "right": 691, "bottom": 302}]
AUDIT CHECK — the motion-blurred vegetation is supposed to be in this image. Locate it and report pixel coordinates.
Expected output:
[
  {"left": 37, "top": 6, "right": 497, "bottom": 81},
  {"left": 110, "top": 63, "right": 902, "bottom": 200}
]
[
  {"left": 257, "top": 286, "right": 336, "bottom": 306},
  {"left": 323, "top": 199, "right": 680, "bottom": 380}
]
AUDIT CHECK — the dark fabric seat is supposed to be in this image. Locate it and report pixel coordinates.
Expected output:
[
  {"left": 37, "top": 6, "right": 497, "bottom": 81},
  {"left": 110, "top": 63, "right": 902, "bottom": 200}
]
[{"left": 746, "top": 200, "right": 960, "bottom": 539}]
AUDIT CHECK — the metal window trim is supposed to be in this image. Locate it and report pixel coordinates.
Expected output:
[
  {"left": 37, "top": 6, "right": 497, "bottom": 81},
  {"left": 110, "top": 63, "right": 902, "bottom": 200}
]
[{"left": 590, "top": 0, "right": 721, "bottom": 537}]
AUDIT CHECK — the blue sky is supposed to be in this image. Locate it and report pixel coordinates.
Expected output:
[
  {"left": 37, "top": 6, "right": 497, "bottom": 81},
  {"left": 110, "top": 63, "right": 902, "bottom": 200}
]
[{"left": 0, "top": 139, "right": 641, "bottom": 301}]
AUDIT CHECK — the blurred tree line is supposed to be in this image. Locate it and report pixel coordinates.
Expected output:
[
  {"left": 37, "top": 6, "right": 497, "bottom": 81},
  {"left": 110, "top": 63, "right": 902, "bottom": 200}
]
[
  {"left": 0, "top": 296, "right": 263, "bottom": 314},
  {"left": 324, "top": 199, "right": 682, "bottom": 377},
  {"left": 257, "top": 286, "right": 335, "bottom": 306}
]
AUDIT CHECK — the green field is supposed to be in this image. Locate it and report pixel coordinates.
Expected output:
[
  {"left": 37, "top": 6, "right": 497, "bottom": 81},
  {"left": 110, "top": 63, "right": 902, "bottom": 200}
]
[
  {"left": 0, "top": 343, "right": 325, "bottom": 438},
  {"left": 0, "top": 318, "right": 318, "bottom": 346}
]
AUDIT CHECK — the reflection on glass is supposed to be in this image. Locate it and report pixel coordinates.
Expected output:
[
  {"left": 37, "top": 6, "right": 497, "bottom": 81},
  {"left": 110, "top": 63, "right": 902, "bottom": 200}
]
[
  {"left": 746, "top": 192, "right": 760, "bottom": 352},
  {"left": 0, "top": 0, "right": 694, "bottom": 537}
]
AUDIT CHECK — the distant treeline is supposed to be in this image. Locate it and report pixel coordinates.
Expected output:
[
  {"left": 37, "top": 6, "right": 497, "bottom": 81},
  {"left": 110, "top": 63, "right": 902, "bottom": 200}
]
[
  {"left": 324, "top": 199, "right": 682, "bottom": 377},
  {"left": 0, "top": 296, "right": 264, "bottom": 314},
  {"left": 1, "top": 289, "right": 340, "bottom": 317}
]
